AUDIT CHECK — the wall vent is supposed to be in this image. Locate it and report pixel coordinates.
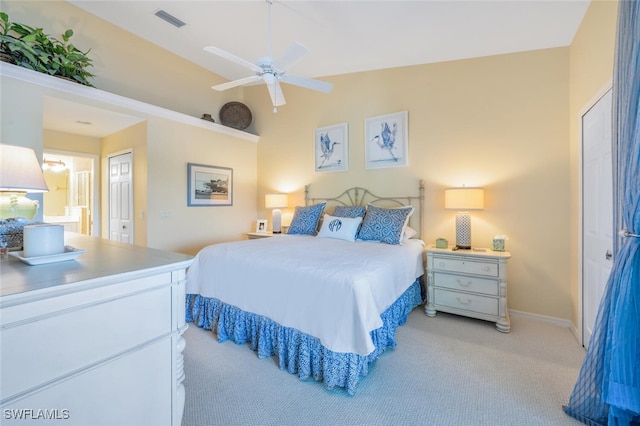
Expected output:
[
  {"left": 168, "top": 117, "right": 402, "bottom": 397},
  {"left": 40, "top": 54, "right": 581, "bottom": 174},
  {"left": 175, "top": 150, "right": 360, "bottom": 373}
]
[{"left": 154, "top": 10, "right": 186, "bottom": 28}]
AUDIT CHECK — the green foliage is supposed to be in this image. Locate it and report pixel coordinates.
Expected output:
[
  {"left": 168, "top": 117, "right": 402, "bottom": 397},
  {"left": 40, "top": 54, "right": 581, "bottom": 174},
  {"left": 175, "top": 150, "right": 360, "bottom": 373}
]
[{"left": 0, "top": 12, "right": 94, "bottom": 86}]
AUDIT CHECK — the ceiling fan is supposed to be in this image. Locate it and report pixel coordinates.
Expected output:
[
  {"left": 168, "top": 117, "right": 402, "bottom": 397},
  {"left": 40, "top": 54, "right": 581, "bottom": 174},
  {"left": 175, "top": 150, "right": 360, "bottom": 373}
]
[{"left": 204, "top": 0, "right": 333, "bottom": 111}]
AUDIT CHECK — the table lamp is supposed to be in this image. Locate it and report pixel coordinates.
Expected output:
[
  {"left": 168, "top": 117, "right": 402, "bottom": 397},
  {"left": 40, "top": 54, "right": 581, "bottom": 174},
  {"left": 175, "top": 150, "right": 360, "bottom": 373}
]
[
  {"left": 445, "top": 187, "right": 484, "bottom": 249},
  {"left": 265, "top": 193, "right": 288, "bottom": 233},
  {"left": 0, "top": 144, "right": 49, "bottom": 220}
]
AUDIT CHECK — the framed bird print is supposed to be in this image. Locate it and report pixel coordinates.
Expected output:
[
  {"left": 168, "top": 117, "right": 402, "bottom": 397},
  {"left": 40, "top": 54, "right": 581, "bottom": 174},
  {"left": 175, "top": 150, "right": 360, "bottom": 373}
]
[
  {"left": 314, "top": 122, "right": 348, "bottom": 172},
  {"left": 365, "top": 111, "right": 409, "bottom": 169}
]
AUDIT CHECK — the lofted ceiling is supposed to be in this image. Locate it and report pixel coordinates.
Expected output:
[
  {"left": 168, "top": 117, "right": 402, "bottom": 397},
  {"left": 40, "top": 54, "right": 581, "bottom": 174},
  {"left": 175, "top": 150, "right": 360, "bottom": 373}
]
[
  {"left": 68, "top": 0, "right": 591, "bottom": 81},
  {"left": 49, "top": 0, "right": 591, "bottom": 137}
]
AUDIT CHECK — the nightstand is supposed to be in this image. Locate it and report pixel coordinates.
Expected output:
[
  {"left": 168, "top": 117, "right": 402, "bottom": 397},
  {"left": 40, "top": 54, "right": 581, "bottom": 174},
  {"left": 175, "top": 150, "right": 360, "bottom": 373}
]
[
  {"left": 425, "top": 246, "right": 511, "bottom": 332},
  {"left": 245, "top": 232, "right": 275, "bottom": 239}
]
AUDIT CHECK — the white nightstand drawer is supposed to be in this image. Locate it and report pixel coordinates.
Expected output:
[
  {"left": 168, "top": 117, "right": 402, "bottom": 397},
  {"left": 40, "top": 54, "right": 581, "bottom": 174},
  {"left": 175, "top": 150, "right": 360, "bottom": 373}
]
[
  {"left": 432, "top": 256, "right": 498, "bottom": 277},
  {"left": 433, "top": 272, "right": 499, "bottom": 296},
  {"left": 434, "top": 288, "right": 499, "bottom": 316}
]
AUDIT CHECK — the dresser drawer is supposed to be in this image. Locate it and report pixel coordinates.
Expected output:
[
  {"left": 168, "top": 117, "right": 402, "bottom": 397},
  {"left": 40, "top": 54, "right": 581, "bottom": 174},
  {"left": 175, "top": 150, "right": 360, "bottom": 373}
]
[
  {"left": 433, "top": 272, "right": 499, "bottom": 296},
  {"left": 432, "top": 256, "right": 498, "bottom": 277},
  {"left": 434, "top": 288, "right": 499, "bottom": 316}
]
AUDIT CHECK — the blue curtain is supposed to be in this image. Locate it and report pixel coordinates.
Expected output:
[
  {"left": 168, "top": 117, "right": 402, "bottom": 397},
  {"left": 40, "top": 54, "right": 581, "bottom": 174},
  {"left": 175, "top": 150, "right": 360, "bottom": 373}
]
[{"left": 564, "top": 1, "right": 640, "bottom": 425}]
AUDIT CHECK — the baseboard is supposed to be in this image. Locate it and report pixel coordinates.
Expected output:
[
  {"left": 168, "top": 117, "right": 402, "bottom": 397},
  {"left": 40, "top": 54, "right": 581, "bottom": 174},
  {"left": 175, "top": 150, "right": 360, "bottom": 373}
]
[
  {"left": 509, "top": 309, "right": 575, "bottom": 329},
  {"left": 511, "top": 310, "right": 582, "bottom": 344}
]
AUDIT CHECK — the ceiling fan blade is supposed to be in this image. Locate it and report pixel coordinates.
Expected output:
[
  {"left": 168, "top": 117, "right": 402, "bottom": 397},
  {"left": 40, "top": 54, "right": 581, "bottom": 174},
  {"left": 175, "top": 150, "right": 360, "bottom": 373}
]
[
  {"left": 212, "top": 76, "right": 262, "bottom": 91},
  {"left": 280, "top": 74, "right": 333, "bottom": 93},
  {"left": 273, "top": 42, "right": 310, "bottom": 71},
  {"left": 204, "top": 46, "right": 263, "bottom": 74},
  {"left": 265, "top": 80, "right": 286, "bottom": 107}
]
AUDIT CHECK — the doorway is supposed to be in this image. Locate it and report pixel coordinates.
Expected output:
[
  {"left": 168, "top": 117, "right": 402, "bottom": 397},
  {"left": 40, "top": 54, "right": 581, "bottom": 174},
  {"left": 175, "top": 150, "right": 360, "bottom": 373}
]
[
  {"left": 42, "top": 150, "right": 99, "bottom": 236},
  {"left": 581, "top": 88, "right": 614, "bottom": 348}
]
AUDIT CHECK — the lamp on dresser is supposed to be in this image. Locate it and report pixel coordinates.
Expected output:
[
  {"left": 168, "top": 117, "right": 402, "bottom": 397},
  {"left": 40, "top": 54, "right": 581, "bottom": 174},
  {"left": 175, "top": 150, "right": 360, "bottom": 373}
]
[
  {"left": 265, "top": 193, "right": 288, "bottom": 234},
  {"left": 444, "top": 186, "right": 484, "bottom": 249}
]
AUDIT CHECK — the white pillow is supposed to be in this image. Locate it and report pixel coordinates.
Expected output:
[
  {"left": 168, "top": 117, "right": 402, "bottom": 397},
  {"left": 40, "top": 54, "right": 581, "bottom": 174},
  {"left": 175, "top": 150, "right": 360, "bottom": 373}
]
[
  {"left": 403, "top": 226, "right": 417, "bottom": 241},
  {"left": 316, "top": 214, "right": 363, "bottom": 242}
]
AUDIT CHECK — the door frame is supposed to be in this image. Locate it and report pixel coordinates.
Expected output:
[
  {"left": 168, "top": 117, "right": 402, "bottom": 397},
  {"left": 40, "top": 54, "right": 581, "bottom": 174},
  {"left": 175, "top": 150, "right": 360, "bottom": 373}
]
[
  {"left": 578, "top": 80, "right": 613, "bottom": 347},
  {"left": 43, "top": 149, "right": 100, "bottom": 237},
  {"left": 107, "top": 148, "right": 134, "bottom": 243}
]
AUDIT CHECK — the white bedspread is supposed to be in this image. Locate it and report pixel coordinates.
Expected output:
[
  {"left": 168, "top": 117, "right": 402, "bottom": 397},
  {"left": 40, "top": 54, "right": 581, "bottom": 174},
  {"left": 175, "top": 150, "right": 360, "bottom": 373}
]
[{"left": 186, "top": 235, "right": 425, "bottom": 355}]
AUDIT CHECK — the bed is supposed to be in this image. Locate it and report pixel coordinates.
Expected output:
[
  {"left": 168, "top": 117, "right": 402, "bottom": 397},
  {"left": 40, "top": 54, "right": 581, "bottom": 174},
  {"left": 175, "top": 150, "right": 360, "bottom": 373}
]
[{"left": 185, "top": 182, "right": 425, "bottom": 394}]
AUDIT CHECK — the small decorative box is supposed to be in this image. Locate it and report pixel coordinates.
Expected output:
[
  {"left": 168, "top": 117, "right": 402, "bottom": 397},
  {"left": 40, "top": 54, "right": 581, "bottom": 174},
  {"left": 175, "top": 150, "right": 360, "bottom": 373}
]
[
  {"left": 492, "top": 235, "right": 508, "bottom": 251},
  {"left": 435, "top": 238, "right": 448, "bottom": 249},
  {"left": 0, "top": 218, "right": 40, "bottom": 250}
]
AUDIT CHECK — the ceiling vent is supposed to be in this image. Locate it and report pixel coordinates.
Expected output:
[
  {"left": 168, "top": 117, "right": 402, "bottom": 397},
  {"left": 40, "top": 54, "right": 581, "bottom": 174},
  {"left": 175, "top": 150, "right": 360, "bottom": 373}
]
[{"left": 154, "top": 10, "right": 186, "bottom": 28}]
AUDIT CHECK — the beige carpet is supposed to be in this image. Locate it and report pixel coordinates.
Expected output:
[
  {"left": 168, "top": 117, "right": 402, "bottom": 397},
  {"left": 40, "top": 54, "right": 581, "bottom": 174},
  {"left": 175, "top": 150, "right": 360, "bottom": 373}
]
[{"left": 182, "top": 307, "right": 586, "bottom": 426}]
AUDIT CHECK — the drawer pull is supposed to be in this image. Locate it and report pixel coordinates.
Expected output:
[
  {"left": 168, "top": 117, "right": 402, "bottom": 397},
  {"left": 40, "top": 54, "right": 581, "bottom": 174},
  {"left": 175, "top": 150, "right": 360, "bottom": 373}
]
[
  {"left": 457, "top": 297, "right": 472, "bottom": 306},
  {"left": 456, "top": 279, "right": 472, "bottom": 287},
  {"left": 438, "top": 261, "right": 446, "bottom": 267},
  {"left": 483, "top": 266, "right": 490, "bottom": 272}
]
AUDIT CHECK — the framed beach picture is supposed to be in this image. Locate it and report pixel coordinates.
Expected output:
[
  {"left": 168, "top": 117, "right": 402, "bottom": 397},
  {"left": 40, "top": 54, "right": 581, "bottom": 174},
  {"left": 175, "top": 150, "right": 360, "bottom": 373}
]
[
  {"left": 314, "top": 122, "right": 348, "bottom": 172},
  {"left": 187, "top": 163, "right": 233, "bottom": 206},
  {"left": 364, "top": 111, "right": 409, "bottom": 169}
]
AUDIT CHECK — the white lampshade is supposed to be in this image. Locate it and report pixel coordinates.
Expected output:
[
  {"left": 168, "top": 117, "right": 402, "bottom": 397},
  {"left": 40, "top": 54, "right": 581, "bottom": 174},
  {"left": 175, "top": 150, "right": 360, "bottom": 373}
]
[
  {"left": 265, "top": 193, "right": 289, "bottom": 234},
  {"left": 265, "top": 193, "right": 288, "bottom": 209},
  {"left": 0, "top": 145, "right": 48, "bottom": 192},
  {"left": 444, "top": 187, "right": 484, "bottom": 249},
  {"left": 444, "top": 187, "right": 484, "bottom": 210},
  {"left": 0, "top": 145, "right": 49, "bottom": 220}
]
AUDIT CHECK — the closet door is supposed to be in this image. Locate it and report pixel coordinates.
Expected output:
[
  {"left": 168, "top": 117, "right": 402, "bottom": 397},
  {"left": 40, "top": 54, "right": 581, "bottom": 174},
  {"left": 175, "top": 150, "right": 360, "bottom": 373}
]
[
  {"left": 109, "top": 152, "right": 134, "bottom": 244},
  {"left": 582, "top": 88, "right": 613, "bottom": 348}
]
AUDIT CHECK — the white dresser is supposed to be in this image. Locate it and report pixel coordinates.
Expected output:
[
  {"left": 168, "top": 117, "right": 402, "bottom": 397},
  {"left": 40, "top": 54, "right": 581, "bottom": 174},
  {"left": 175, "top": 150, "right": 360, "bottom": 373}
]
[
  {"left": 425, "top": 247, "right": 511, "bottom": 332},
  {"left": 0, "top": 234, "right": 192, "bottom": 425}
]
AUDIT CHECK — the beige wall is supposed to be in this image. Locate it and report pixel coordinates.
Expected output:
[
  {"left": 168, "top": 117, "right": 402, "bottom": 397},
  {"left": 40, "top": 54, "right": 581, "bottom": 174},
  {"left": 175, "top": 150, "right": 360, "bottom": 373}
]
[
  {"left": 44, "top": 130, "right": 101, "bottom": 156},
  {"left": 568, "top": 0, "right": 619, "bottom": 327},
  {"left": 145, "top": 118, "right": 258, "bottom": 254},
  {"left": 101, "top": 122, "right": 148, "bottom": 246},
  {"left": 2, "top": 1, "right": 259, "bottom": 256},
  {"left": 1, "top": 0, "right": 248, "bottom": 128},
  {"left": 0, "top": 1, "right": 621, "bottom": 322},
  {"left": 249, "top": 48, "right": 573, "bottom": 319},
  {"left": 43, "top": 129, "right": 101, "bottom": 218}
]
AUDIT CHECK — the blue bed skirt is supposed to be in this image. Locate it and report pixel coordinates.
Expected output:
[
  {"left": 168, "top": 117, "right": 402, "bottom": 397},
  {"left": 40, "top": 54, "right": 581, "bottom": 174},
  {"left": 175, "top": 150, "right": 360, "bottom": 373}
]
[{"left": 185, "top": 278, "right": 423, "bottom": 395}]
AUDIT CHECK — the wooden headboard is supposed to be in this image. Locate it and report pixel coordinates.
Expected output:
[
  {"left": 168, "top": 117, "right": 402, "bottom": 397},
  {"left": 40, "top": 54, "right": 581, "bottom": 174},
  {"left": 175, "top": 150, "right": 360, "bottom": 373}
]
[{"left": 305, "top": 180, "right": 425, "bottom": 239}]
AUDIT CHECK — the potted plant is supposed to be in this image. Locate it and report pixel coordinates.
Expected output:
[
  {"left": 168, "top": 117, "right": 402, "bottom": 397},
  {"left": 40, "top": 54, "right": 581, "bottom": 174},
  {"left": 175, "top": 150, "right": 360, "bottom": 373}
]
[
  {"left": 0, "top": 12, "right": 94, "bottom": 87},
  {"left": 0, "top": 12, "right": 34, "bottom": 65}
]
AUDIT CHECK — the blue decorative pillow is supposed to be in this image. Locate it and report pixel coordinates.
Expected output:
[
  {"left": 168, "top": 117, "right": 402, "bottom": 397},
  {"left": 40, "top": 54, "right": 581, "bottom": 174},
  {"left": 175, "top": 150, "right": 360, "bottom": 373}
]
[
  {"left": 357, "top": 204, "right": 414, "bottom": 245},
  {"left": 317, "top": 214, "right": 363, "bottom": 242},
  {"left": 332, "top": 205, "right": 366, "bottom": 218},
  {"left": 287, "top": 202, "right": 326, "bottom": 235}
]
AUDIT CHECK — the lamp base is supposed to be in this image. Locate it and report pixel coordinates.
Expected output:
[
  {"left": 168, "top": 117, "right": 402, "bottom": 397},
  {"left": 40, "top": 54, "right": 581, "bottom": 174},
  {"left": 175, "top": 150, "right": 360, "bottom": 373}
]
[
  {"left": 455, "top": 212, "right": 472, "bottom": 250},
  {"left": 0, "top": 192, "right": 39, "bottom": 220},
  {"left": 272, "top": 209, "right": 282, "bottom": 234}
]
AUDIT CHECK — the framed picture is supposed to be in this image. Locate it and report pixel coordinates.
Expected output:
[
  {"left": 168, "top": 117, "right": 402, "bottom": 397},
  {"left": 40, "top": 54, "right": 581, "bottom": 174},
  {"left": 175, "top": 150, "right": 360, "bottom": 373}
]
[
  {"left": 364, "top": 111, "right": 409, "bottom": 169},
  {"left": 256, "top": 219, "right": 268, "bottom": 233},
  {"left": 187, "top": 163, "right": 233, "bottom": 206},
  {"left": 314, "top": 122, "right": 348, "bottom": 172}
]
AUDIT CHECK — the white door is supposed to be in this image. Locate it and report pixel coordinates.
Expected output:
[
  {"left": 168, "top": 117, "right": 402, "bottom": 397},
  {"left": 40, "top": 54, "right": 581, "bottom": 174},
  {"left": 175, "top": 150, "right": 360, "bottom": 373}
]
[
  {"left": 582, "top": 88, "right": 614, "bottom": 348},
  {"left": 109, "top": 152, "right": 134, "bottom": 243}
]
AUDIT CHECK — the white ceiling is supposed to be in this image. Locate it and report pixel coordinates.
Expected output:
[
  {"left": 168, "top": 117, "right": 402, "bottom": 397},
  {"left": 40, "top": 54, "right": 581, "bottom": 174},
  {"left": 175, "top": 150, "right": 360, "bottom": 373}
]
[
  {"left": 69, "top": 0, "right": 590, "bottom": 81},
  {"left": 44, "top": 97, "right": 145, "bottom": 138},
  {"left": 50, "top": 0, "right": 591, "bottom": 137}
]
